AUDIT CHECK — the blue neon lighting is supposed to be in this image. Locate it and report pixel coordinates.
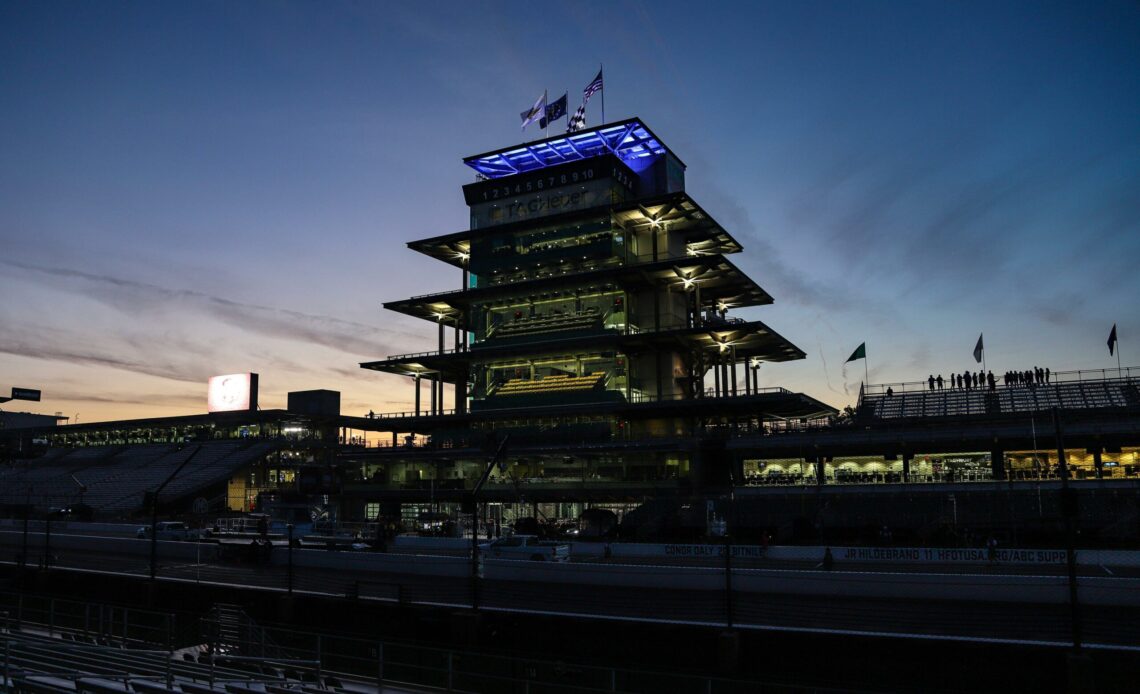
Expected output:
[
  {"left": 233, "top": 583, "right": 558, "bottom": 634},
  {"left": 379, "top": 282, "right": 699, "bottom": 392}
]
[{"left": 464, "top": 120, "right": 667, "bottom": 179}]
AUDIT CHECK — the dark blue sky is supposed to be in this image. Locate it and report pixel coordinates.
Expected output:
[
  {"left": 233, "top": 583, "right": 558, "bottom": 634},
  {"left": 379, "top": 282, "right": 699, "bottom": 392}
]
[{"left": 1, "top": 1, "right": 1137, "bottom": 421}]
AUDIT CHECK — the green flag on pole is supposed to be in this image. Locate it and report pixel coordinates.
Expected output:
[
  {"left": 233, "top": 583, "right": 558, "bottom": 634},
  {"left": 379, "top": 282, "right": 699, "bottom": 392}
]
[{"left": 846, "top": 342, "right": 866, "bottom": 363}]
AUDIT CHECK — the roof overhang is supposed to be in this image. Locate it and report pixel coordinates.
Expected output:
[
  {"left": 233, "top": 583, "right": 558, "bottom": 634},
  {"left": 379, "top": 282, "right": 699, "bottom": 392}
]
[
  {"left": 406, "top": 192, "right": 742, "bottom": 270},
  {"left": 463, "top": 118, "right": 683, "bottom": 179},
  {"left": 383, "top": 254, "right": 773, "bottom": 329}
]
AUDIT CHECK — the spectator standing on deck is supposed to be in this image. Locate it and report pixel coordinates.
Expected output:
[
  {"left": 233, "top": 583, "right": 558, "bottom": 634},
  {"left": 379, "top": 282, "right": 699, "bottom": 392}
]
[
  {"left": 928, "top": 375, "right": 935, "bottom": 391},
  {"left": 936, "top": 374, "right": 944, "bottom": 390},
  {"left": 987, "top": 371, "right": 996, "bottom": 390}
]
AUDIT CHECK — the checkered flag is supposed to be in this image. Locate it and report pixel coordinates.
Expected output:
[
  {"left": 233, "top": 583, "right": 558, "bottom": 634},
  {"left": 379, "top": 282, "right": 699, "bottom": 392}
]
[{"left": 567, "top": 102, "right": 587, "bottom": 133}]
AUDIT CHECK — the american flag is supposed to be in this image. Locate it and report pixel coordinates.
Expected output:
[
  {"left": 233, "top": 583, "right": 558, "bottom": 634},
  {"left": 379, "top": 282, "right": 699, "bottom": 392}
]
[
  {"left": 567, "top": 103, "right": 587, "bottom": 133},
  {"left": 583, "top": 69, "right": 603, "bottom": 100}
]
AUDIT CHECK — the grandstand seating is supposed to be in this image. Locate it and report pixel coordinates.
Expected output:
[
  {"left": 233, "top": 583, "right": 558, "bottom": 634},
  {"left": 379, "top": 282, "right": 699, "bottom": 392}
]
[
  {"left": 0, "top": 440, "right": 277, "bottom": 516},
  {"left": 494, "top": 372, "right": 606, "bottom": 396},
  {"left": 863, "top": 378, "right": 1140, "bottom": 420},
  {"left": 487, "top": 306, "right": 603, "bottom": 340},
  {"left": 2, "top": 618, "right": 345, "bottom": 694}
]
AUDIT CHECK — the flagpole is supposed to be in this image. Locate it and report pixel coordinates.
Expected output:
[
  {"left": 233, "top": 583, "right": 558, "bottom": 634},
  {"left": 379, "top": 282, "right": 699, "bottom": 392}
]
[
  {"left": 1117, "top": 326, "right": 1122, "bottom": 376},
  {"left": 542, "top": 89, "right": 548, "bottom": 135},
  {"left": 864, "top": 352, "right": 869, "bottom": 392},
  {"left": 600, "top": 63, "right": 605, "bottom": 125}
]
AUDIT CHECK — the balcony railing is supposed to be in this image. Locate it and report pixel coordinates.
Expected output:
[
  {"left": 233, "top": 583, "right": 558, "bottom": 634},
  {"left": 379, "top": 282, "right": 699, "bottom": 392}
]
[{"left": 864, "top": 367, "right": 1140, "bottom": 395}]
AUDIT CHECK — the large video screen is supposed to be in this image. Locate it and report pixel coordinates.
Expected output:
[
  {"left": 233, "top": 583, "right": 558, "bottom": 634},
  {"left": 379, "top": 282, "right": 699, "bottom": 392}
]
[{"left": 207, "top": 373, "right": 259, "bottom": 413}]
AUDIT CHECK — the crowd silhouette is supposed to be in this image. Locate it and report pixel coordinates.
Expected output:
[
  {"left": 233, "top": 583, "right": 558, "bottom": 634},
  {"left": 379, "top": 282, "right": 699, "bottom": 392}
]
[{"left": 924, "top": 366, "right": 1052, "bottom": 392}]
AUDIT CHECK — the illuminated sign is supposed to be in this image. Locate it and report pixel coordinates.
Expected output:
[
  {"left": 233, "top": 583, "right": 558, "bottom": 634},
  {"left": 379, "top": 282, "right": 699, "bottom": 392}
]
[
  {"left": 11, "top": 388, "right": 41, "bottom": 402},
  {"left": 468, "top": 160, "right": 639, "bottom": 229},
  {"left": 463, "top": 155, "right": 637, "bottom": 206},
  {"left": 207, "top": 373, "right": 259, "bottom": 413}
]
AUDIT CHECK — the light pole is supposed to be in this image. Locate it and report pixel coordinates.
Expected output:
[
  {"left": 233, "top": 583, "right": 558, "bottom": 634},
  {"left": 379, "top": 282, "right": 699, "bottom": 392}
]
[
  {"left": 20, "top": 483, "right": 32, "bottom": 571},
  {"left": 43, "top": 500, "right": 52, "bottom": 570},
  {"left": 287, "top": 523, "right": 295, "bottom": 595},
  {"left": 1052, "top": 408, "right": 1082, "bottom": 652},
  {"left": 150, "top": 447, "right": 201, "bottom": 580}
]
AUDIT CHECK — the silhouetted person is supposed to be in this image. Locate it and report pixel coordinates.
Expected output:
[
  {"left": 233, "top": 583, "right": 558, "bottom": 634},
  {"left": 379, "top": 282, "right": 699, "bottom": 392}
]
[
  {"left": 886, "top": 387, "right": 894, "bottom": 397},
  {"left": 928, "top": 375, "right": 935, "bottom": 391},
  {"left": 1045, "top": 367, "right": 1051, "bottom": 383},
  {"left": 936, "top": 374, "right": 944, "bottom": 390},
  {"left": 987, "top": 371, "right": 995, "bottom": 390},
  {"left": 956, "top": 374, "right": 963, "bottom": 389}
]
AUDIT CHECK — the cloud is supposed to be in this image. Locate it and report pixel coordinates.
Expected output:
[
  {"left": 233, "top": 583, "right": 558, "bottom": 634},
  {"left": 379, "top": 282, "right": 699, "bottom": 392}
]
[
  {"left": 0, "top": 331, "right": 203, "bottom": 383},
  {"left": 47, "top": 391, "right": 203, "bottom": 408},
  {"left": 2, "top": 260, "right": 410, "bottom": 357},
  {"left": 697, "top": 189, "right": 858, "bottom": 312}
]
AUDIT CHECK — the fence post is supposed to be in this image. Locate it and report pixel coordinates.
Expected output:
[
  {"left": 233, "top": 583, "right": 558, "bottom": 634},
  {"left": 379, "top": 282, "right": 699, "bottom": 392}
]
[{"left": 315, "top": 634, "right": 322, "bottom": 683}]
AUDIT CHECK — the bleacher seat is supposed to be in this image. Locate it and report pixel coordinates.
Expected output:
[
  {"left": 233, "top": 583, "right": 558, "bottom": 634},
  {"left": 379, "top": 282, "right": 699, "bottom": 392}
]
[
  {"left": 493, "top": 372, "right": 606, "bottom": 397},
  {"left": 487, "top": 307, "right": 602, "bottom": 340},
  {"left": 863, "top": 378, "right": 1140, "bottom": 421},
  {"left": 1, "top": 440, "right": 277, "bottom": 516}
]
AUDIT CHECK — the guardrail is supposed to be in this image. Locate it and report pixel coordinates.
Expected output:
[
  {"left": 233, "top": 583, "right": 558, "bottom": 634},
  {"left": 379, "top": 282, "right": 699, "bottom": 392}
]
[{"left": 865, "top": 366, "right": 1140, "bottom": 395}]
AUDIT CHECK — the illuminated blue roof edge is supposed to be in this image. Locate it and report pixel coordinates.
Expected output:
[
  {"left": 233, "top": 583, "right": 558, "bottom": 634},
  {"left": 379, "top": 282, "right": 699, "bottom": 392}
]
[{"left": 463, "top": 118, "right": 684, "bottom": 179}]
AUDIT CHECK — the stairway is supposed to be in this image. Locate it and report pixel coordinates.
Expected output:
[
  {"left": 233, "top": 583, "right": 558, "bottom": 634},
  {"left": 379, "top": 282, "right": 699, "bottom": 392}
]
[{"left": 201, "top": 603, "right": 283, "bottom": 659}]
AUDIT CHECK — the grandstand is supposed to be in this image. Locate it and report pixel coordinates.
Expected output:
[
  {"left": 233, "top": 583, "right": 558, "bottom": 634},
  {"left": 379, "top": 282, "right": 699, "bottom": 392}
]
[
  {"left": 485, "top": 306, "right": 603, "bottom": 342},
  {"left": 861, "top": 371, "right": 1140, "bottom": 420},
  {"left": 493, "top": 372, "right": 606, "bottom": 396},
  {"left": 0, "top": 440, "right": 280, "bottom": 517},
  {"left": 0, "top": 601, "right": 377, "bottom": 694}
]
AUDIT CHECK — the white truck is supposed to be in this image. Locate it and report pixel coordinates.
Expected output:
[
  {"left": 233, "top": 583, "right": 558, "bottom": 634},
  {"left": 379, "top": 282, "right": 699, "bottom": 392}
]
[
  {"left": 136, "top": 521, "right": 191, "bottom": 541},
  {"left": 482, "top": 535, "right": 570, "bottom": 562}
]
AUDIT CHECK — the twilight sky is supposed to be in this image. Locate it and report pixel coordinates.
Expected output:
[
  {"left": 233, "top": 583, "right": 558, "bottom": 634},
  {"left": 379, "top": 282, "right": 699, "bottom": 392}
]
[{"left": 1, "top": 1, "right": 1138, "bottom": 424}]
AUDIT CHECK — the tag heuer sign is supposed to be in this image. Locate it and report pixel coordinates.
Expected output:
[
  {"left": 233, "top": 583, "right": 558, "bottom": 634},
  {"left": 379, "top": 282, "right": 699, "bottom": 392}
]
[{"left": 11, "top": 388, "right": 41, "bottom": 402}]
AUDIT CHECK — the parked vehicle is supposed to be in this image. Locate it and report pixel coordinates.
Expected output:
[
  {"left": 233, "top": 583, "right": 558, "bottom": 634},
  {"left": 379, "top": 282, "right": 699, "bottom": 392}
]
[
  {"left": 482, "top": 534, "right": 570, "bottom": 562},
  {"left": 136, "top": 521, "right": 190, "bottom": 541}
]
